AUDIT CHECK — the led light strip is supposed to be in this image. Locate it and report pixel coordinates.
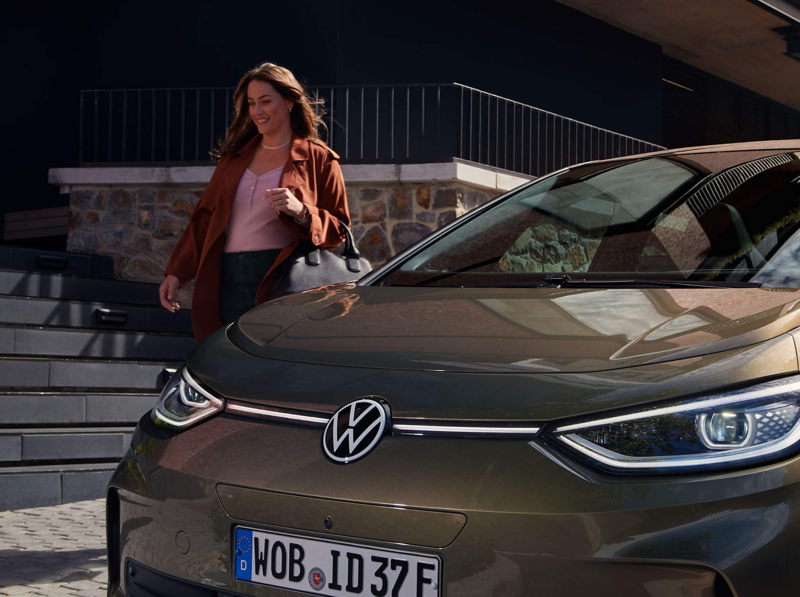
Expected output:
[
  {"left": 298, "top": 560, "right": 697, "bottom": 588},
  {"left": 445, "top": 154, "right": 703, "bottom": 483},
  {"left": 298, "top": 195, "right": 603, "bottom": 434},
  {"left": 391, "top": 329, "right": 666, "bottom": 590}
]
[
  {"left": 393, "top": 423, "right": 540, "bottom": 436},
  {"left": 225, "top": 402, "right": 329, "bottom": 425},
  {"left": 224, "top": 402, "right": 540, "bottom": 436},
  {"left": 554, "top": 379, "right": 800, "bottom": 433}
]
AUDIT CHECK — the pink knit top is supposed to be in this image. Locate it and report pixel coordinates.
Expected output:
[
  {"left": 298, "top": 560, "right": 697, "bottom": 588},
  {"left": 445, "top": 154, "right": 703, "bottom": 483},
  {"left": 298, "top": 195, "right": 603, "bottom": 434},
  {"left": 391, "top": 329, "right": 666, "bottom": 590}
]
[{"left": 223, "top": 166, "right": 295, "bottom": 253}]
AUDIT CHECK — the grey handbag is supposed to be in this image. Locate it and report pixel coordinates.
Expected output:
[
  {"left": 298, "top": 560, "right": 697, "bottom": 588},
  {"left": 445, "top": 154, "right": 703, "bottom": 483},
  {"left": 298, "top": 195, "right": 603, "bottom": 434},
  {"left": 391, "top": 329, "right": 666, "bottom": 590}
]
[{"left": 268, "top": 219, "right": 372, "bottom": 299}]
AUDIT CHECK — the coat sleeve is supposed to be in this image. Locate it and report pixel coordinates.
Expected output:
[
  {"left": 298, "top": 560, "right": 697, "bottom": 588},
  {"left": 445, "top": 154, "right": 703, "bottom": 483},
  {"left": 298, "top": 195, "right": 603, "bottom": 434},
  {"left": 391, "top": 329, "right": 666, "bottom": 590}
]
[
  {"left": 298, "top": 155, "right": 351, "bottom": 249},
  {"left": 163, "top": 158, "right": 226, "bottom": 287}
]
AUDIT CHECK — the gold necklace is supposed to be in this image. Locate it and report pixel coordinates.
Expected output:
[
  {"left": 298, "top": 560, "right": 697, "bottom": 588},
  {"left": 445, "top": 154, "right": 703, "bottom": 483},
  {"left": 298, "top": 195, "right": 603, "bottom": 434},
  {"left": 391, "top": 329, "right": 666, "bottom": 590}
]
[{"left": 261, "top": 138, "right": 291, "bottom": 150}]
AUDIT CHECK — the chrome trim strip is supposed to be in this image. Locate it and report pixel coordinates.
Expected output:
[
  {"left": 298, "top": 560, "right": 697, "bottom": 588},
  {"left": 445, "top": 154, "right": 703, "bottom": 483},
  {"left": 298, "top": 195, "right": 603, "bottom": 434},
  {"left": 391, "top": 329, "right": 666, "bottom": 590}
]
[
  {"left": 394, "top": 423, "right": 539, "bottom": 435},
  {"left": 224, "top": 404, "right": 540, "bottom": 436},
  {"left": 554, "top": 379, "right": 800, "bottom": 433},
  {"left": 226, "top": 403, "right": 329, "bottom": 425}
]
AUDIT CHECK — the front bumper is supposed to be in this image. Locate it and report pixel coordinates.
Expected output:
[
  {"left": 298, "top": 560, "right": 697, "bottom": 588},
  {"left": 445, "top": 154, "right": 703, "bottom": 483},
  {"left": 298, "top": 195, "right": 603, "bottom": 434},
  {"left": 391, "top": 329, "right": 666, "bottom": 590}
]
[{"left": 107, "top": 410, "right": 800, "bottom": 596}]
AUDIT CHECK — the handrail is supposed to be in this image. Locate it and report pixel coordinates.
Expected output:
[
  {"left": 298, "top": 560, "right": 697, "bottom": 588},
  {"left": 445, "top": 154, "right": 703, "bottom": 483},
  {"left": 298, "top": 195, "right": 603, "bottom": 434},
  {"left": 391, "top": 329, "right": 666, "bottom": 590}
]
[{"left": 78, "top": 83, "right": 664, "bottom": 176}]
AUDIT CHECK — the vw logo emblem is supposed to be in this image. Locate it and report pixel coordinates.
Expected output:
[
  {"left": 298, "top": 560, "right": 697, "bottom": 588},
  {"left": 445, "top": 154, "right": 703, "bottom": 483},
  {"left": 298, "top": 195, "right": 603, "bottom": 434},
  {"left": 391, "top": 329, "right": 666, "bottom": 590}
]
[{"left": 322, "top": 398, "right": 388, "bottom": 464}]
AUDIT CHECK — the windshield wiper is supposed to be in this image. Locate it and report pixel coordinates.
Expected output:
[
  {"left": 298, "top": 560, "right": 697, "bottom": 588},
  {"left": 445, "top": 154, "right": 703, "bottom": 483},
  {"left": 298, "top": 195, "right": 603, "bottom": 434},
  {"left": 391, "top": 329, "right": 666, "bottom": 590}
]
[{"left": 541, "top": 275, "right": 764, "bottom": 288}]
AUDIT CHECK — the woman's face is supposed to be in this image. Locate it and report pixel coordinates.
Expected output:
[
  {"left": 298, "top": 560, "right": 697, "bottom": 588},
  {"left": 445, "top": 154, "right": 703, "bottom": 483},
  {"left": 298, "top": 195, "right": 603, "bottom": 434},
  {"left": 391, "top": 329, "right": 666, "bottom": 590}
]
[{"left": 247, "top": 79, "right": 294, "bottom": 137}]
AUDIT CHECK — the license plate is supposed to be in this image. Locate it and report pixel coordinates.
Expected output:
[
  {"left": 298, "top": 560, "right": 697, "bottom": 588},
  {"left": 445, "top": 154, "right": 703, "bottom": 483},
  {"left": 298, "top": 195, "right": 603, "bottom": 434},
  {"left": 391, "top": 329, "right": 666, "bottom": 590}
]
[{"left": 234, "top": 527, "right": 441, "bottom": 597}]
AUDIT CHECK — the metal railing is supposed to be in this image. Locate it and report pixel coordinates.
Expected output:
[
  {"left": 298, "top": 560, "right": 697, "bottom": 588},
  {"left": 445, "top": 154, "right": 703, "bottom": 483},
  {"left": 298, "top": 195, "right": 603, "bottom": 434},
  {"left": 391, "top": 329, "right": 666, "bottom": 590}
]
[{"left": 79, "top": 83, "right": 663, "bottom": 176}]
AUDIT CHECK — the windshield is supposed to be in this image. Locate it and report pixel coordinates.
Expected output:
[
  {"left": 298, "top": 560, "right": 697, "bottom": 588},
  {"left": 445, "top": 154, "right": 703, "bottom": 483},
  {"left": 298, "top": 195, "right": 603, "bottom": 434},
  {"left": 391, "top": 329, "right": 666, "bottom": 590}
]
[{"left": 377, "top": 150, "right": 800, "bottom": 287}]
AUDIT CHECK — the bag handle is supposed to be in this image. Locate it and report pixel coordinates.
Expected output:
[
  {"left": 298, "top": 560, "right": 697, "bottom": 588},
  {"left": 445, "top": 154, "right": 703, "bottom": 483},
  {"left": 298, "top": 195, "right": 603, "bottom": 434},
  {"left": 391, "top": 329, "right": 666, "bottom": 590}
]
[
  {"left": 337, "top": 218, "right": 364, "bottom": 273},
  {"left": 302, "top": 218, "right": 365, "bottom": 274}
]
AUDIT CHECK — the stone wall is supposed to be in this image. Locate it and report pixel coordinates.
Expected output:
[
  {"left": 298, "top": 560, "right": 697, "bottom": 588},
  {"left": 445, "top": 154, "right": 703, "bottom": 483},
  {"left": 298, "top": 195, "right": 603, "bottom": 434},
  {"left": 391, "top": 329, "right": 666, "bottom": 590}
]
[
  {"left": 68, "top": 187, "right": 205, "bottom": 305},
  {"left": 65, "top": 177, "right": 503, "bottom": 306},
  {"left": 344, "top": 183, "right": 497, "bottom": 264}
]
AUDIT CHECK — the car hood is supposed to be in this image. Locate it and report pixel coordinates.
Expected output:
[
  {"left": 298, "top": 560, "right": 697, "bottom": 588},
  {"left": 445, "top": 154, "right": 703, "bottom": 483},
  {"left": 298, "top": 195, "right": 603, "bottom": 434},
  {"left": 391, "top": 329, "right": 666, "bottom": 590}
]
[{"left": 228, "top": 284, "right": 800, "bottom": 374}]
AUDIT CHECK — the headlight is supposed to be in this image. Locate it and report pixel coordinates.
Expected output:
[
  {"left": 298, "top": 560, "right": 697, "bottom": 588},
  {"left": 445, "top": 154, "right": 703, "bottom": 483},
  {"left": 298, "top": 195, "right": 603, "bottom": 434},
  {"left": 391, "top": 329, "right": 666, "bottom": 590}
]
[
  {"left": 152, "top": 367, "right": 224, "bottom": 430},
  {"left": 548, "top": 376, "right": 800, "bottom": 473}
]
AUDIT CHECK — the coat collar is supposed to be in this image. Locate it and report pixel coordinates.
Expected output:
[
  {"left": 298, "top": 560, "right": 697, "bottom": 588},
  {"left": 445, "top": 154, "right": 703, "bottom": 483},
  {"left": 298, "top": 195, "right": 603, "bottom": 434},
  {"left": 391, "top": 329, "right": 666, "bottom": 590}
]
[{"left": 289, "top": 135, "right": 309, "bottom": 162}]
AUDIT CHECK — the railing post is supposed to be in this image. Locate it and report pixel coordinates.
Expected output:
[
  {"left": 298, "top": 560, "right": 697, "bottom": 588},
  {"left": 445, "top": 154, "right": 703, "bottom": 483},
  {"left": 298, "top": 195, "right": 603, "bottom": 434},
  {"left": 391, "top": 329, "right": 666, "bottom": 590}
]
[
  {"left": 195, "top": 89, "right": 200, "bottom": 161},
  {"left": 79, "top": 92, "right": 84, "bottom": 164},
  {"left": 360, "top": 86, "right": 364, "bottom": 160},
  {"left": 375, "top": 87, "right": 380, "bottom": 160},
  {"left": 107, "top": 91, "right": 113, "bottom": 162},
  {"left": 93, "top": 91, "right": 98, "bottom": 162},
  {"left": 122, "top": 91, "right": 127, "bottom": 162}
]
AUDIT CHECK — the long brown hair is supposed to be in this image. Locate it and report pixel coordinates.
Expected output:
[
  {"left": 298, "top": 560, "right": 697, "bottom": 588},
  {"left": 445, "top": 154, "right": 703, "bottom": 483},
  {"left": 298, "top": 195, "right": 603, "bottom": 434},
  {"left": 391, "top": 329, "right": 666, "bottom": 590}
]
[{"left": 214, "top": 62, "right": 328, "bottom": 159}]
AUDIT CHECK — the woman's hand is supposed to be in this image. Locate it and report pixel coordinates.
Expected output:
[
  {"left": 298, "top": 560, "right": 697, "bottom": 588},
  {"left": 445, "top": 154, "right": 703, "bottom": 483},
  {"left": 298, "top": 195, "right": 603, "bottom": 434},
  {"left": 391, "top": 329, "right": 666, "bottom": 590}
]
[
  {"left": 159, "top": 275, "right": 181, "bottom": 312},
  {"left": 264, "top": 188, "right": 308, "bottom": 221}
]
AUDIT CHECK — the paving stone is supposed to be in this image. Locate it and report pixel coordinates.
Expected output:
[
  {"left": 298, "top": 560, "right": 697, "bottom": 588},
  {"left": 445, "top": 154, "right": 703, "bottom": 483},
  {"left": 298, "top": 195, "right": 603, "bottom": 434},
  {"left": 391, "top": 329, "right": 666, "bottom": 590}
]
[{"left": 0, "top": 499, "right": 107, "bottom": 595}]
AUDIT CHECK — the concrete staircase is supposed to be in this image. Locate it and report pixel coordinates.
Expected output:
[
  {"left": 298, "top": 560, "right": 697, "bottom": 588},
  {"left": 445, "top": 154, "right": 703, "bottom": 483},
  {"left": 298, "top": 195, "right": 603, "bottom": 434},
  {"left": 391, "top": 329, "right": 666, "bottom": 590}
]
[{"left": 0, "top": 246, "right": 195, "bottom": 510}]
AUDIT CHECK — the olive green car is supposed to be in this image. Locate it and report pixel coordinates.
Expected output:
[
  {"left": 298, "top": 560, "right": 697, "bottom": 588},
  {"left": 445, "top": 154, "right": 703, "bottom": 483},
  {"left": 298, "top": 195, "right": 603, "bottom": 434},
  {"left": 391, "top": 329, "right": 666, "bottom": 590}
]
[{"left": 110, "top": 140, "right": 800, "bottom": 597}]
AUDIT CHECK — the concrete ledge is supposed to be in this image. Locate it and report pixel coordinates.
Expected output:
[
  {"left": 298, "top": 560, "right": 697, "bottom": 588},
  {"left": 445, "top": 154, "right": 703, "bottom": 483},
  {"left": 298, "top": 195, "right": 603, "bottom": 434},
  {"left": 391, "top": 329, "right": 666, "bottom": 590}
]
[
  {"left": 48, "top": 166, "right": 216, "bottom": 190},
  {"left": 49, "top": 161, "right": 532, "bottom": 193}
]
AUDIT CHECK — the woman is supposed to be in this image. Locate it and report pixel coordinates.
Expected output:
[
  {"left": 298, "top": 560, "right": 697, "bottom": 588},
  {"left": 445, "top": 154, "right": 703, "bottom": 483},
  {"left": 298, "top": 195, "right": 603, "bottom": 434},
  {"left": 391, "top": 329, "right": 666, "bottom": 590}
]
[{"left": 158, "top": 62, "right": 350, "bottom": 343}]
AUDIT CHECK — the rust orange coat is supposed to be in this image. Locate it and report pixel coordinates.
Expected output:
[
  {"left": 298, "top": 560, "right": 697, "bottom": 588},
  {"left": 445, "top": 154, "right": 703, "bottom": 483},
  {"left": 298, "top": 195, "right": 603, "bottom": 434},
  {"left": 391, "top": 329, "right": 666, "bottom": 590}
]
[{"left": 164, "top": 135, "right": 350, "bottom": 343}]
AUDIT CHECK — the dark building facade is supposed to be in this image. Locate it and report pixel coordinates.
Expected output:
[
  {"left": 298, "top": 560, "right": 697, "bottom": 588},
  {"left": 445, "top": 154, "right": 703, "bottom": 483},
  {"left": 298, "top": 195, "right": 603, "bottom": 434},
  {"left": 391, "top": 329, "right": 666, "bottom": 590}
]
[{"left": 4, "top": 0, "right": 800, "bottom": 248}]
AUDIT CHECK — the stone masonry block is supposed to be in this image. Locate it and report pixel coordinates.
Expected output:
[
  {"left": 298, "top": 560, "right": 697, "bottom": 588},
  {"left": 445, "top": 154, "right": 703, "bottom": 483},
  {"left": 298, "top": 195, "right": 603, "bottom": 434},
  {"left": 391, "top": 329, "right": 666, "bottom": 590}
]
[
  {"left": 171, "top": 193, "right": 197, "bottom": 218},
  {"left": 358, "top": 226, "right": 391, "bottom": 264},
  {"left": 137, "top": 189, "right": 156, "bottom": 204},
  {"left": 0, "top": 358, "right": 50, "bottom": 388},
  {"left": 391, "top": 222, "right": 433, "bottom": 253},
  {"left": 22, "top": 433, "right": 127, "bottom": 460},
  {"left": 103, "top": 190, "right": 136, "bottom": 225},
  {"left": 87, "top": 394, "right": 156, "bottom": 423},
  {"left": 433, "top": 188, "right": 459, "bottom": 209},
  {"left": 416, "top": 186, "right": 430, "bottom": 209},
  {"left": 358, "top": 188, "right": 384, "bottom": 202},
  {"left": 50, "top": 361, "right": 168, "bottom": 390},
  {"left": 0, "top": 473, "right": 61, "bottom": 510},
  {"left": 62, "top": 469, "right": 115, "bottom": 504},
  {"left": 153, "top": 214, "right": 184, "bottom": 240},
  {"left": 0, "top": 327, "right": 14, "bottom": 353},
  {"left": 361, "top": 200, "right": 386, "bottom": 224},
  {"left": 389, "top": 189, "right": 413, "bottom": 220},
  {"left": 138, "top": 205, "right": 156, "bottom": 230},
  {"left": 346, "top": 190, "right": 359, "bottom": 222},
  {"left": 437, "top": 210, "right": 457, "bottom": 228},
  {"left": 0, "top": 394, "right": 86, "bottom": 425},
  {"left": 0, "top": 436, "right": 21, "bottom": 462}
]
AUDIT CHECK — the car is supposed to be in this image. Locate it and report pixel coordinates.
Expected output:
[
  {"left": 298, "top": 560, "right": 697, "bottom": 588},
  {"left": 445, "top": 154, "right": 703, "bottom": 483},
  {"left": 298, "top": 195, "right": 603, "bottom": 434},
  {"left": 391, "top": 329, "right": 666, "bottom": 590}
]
[{"left": 109, "top": 139, "right": 800, "bottom": 597}]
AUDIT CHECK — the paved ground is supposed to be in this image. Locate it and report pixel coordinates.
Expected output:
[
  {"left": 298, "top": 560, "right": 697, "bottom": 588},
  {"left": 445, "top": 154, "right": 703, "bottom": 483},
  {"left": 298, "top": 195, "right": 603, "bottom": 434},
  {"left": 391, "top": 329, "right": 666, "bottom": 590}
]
[{"left": 0, "top": 499, "right": 107, "bottom": 596}]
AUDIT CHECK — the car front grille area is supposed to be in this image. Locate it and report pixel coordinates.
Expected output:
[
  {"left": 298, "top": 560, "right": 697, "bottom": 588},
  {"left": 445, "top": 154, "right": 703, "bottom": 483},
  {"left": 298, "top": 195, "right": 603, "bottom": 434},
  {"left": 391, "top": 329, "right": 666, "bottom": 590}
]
[{"left": 125, "top": 559, "right": 240, "bottom": 597}]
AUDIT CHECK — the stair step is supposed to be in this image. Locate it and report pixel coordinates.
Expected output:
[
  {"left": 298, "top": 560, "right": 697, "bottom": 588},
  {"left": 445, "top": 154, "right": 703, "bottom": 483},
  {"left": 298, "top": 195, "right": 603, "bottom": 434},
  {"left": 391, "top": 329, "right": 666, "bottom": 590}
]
[
  {"left": 0, "top": 392, "right": 157, "bottom": 426},
  {"left": 0, "top": 427, "right": 133, "bottom": 463},
  {"left": 0, "top": 357, "right": 180, "bottom": 390},
  {"left": 0, "top": 463, "right": 117, "bottom": 510},
  {"left": 0, "top": 325, "right": 195, "bottom": 360},
  {"left": 0, "top": 246, "right": 115, "bottom": 278},
  {"left": 0, "top": 268, "right": 163, "bottom": 306},
  {"left": 0, "top": 295, "right": 192, "bottom": 333}
]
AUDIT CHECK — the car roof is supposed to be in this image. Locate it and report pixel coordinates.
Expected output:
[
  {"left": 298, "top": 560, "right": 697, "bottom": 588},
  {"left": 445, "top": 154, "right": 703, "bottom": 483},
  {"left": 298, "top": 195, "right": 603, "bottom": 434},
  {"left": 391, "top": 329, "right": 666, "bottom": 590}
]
[{"left": 625, "top": 139, "right": 800, "bottom": 161}]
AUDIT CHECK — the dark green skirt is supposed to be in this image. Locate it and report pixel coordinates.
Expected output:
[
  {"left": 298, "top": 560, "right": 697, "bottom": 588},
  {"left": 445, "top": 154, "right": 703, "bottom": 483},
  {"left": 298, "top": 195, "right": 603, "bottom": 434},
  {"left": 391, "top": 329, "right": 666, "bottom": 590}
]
[{"left": 220, "top": 249, "right": 282, "bottom": 325}]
